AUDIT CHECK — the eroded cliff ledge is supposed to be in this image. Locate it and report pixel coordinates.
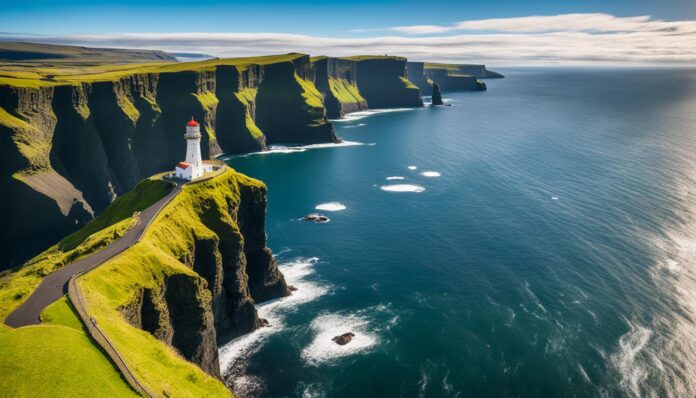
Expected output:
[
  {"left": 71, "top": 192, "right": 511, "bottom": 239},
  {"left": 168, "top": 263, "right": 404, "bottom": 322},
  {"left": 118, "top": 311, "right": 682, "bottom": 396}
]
[{"left": 95, "top": 169, "right": 290, "bottom": 388}]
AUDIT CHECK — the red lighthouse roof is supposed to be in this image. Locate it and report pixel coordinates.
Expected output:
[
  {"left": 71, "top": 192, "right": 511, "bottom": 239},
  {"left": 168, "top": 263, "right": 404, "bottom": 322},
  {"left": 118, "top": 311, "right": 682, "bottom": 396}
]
[{"left": 186, "top": 118, "right": 199, "bottom": 127}]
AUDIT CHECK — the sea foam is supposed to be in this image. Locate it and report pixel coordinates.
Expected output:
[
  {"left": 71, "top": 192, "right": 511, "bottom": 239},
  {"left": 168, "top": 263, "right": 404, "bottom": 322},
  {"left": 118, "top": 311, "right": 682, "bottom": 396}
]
[
  {"left": 420, "top": 171, "right": 441, "bottom": 177},
  {"left": 380, "top": 184, "right": 425, "bottom": 193},
  {"left": 301, "top": 312, "right": 378, "bottom": 366},
  {"left": 315, "top": 202, "right": 346, "bottom": 211},
  {"left": 218, "top": 257, "right": 328, "bottom": 372}
]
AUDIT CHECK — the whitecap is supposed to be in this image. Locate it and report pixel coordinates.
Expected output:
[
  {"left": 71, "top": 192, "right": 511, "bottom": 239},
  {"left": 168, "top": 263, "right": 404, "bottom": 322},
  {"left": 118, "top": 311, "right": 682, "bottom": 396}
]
[
  {"left": 380, "top": 184, "right": 425, "bottom": 193},
  {"left": 610, "top": 321, "right": 652, "bottom": 398},
  {"left": 420, "top": 171, "right": 441, "bottom": 177},
  {"left": 552, "top": 196, "right": 559, "bottom": 201},
  {"left": 386, "top": 176, "right": 405, "bottom": 180},
  {"left": 301, "top": 312, "right": 378, "bottom": 366},
  {"left": 408, "top": 165, "right": 418, "bottom": 170},
  {"left": 218, "top": 257, "right": 328, "bottom": 372},
  {"left": 222, "top": 141, "right": 363, "bottom": 159},
  {"left": 341, "top": 123, "right": 367, "bottom": 129},
  {"left": 315, "top": 202, "right": 346, "bottom": 211},
  {"left": 331, "top": 108, "right": 414, "bottom": 122}
]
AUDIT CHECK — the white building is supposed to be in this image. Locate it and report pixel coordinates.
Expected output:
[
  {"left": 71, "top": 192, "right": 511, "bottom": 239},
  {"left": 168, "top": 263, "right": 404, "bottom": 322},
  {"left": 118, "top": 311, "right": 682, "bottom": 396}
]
[{"left": 175, "top": 118, "right": 213, "bottom": 180}]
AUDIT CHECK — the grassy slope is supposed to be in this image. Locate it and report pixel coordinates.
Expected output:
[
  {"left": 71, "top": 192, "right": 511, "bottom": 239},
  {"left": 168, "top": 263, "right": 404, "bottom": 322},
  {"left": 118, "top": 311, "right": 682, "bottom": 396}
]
[
  {"left": 78, "top": 168, "right": 262, "bottom": 397},
  {"left": 0, "top": 177, "right": 172, "bottom": 321},
  {"left": 0, "top": 297, "right": 136, "bottom": 397},
  {"left": 234, "top": 88, "right": 263, "bottom": 139},
  {"left": 328, "top": 77, "right": 365, "bottom": 104},
  {"left": 0, "top": 53, "right": 306, "bottom": 88}
]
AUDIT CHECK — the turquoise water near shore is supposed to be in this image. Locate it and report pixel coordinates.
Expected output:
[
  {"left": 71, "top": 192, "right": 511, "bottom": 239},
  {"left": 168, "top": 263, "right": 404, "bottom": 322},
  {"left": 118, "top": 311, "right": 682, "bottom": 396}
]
[{"left": 221, "top": 68, "right": 696, "bottom": 397}]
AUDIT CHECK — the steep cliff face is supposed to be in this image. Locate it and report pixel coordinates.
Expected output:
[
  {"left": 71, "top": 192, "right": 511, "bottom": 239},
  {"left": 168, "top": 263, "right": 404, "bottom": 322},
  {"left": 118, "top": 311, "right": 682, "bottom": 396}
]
[
  {"left": 407, "top": 61, "right": 503, "bottom": 93},
  {"left": 255, "top": 59, "right": 337, "bottom": 144},
  {"left": 431, "top": 83, "right": 444, "bottom": 106},
  {"left": 312, "top": 57, "right": 368, "bottom": 118},
  {"left": 0, "top": 54, "right": 339, "bottom": 268},
  {"left": 351, "top": 57, "right": 423, "bottom": 109},
  {"left": 108, "top": 169, "right": 289, "bottom": 386},
  {"left": 0, "top": 85, "right": 93, "bottom": 268}
]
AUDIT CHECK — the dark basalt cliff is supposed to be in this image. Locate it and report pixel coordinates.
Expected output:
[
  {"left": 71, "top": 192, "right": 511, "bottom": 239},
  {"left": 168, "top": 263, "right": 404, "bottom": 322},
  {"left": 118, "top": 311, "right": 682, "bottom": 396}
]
[
  {"left": 312, "top": 57, "right": 368, "bottom": 119},
  {"left": 352, "top": 57, "right": 423, "bottom": 109},
  {"left": 407, "top": 61, "right": 500, "bottom": 93},
  {"left": 431, "top": 83, "right": 444, "bottom": 106},
  {"left": 119, "top": 170, "right": 290, "bottom": 378},
  {"left": 0, "top": 55, "right": 337, "bottom": 268},
  {"left": 1, "top": 54, "right": 430, "bottom": 268}
]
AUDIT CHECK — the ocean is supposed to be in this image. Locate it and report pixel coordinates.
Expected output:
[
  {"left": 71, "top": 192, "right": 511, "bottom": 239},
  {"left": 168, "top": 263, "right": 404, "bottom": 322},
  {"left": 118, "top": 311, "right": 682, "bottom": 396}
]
[{"left": 220, "top": 68, "right": 696, "bottom": 398}]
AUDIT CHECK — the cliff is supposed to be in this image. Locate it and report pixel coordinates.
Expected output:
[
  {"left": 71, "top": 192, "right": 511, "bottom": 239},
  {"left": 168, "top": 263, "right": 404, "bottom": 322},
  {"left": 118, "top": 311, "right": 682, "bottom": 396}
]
[
  {"left": 407, "top": 61, "right": 502, "bottom": 93},
  {"left": 1, "top": 168, "right": 286, "bottom": 395},
  {"left": 0, "top": 53, "right": 337, "bottom": 268},
  {"left": 1, "top": 53, "right": 435, "bottom": 267},
  {"left": 347, "top": 56, "right": 423, "bottom": 109},
  {"left": 312, "top": 56, "right": 368, "bottom": 119},
  {"left": 90, "top": 168, "right": 289, "bottom": 393}
]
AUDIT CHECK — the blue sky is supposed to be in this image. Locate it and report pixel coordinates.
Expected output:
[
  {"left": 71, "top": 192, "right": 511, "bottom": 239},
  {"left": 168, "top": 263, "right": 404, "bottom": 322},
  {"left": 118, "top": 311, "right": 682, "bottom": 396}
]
[
  {"left": 3, "top": 0, "right": 694, "bottom": 35},
  {"left": 2, "top": 0, "right": 695, "bottom": 65}
]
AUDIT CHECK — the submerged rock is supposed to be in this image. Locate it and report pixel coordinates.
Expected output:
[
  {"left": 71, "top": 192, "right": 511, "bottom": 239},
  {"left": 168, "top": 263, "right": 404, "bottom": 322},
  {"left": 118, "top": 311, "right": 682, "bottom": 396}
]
[
  {"left": 332, "top": 332, "right": 355, "bottom": 346},
  {"left": 431, "top": 83, "right": 444, "bottom": 106},
  {"left": 303, "top": 213, "right": 330, "bottom": 223},
  {"left": 288, "top": 285, "right": 298, "bottom": 292}
]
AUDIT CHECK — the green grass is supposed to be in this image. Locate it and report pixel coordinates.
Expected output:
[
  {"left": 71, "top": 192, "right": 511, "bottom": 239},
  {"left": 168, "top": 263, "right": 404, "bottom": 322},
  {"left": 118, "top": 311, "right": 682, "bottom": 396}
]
[
  {"left": 294, "top": 73, "right": 325, "bottom": 109},
  {"left": 0, "top": 53, "right": 307, "bottom": 88},
  {"left": 78, "top": 168, "right": 261, "bottom": 397},
  {"left": 0, "top": 323, "right": 137, "bottom": 397},
  {"left": 234, "top": 88, "right": 263, "bottom": 139},
  {"left": 1, "top": 105, "right": 53, "bottom": 173},
  {"left": 0, "top": 177, "right": 172, "bottom": 321},
  {"left": 41, "top": 296, "right": 84, "bottom": 330},
  {"left": 328, "top": 77, "right": 366, "bottom": 104},
  {"left": 342, "top": 55, "right": 407, "bottom": 61},
  {"left": 399, "top": 76, "right": 419, "bottom": 90},
  {"left": 0, "top": 296, "right": 136, "bottom": 397}
]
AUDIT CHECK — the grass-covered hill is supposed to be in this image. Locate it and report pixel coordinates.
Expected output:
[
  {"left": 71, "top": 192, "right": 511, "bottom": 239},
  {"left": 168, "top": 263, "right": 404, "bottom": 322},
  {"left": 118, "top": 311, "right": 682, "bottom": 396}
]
[
  {"left": 0, "top": 41, "right": 176, "bottom": 65},
  {"left": 1, "top": 167, "right": 288, "bottom": 397}
]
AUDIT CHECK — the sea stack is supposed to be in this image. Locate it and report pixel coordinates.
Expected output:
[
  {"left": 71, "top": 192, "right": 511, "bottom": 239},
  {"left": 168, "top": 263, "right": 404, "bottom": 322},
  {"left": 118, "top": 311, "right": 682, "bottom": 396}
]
[{"left": 431, "top": 83, "right": 444, "bottom": 106}]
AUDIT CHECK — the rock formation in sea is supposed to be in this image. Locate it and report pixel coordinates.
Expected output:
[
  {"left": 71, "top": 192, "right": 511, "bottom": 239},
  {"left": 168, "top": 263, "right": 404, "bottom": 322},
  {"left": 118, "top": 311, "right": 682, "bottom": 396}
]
[{"left": 431, "top": 83, "right": 444, "bottom": 106}]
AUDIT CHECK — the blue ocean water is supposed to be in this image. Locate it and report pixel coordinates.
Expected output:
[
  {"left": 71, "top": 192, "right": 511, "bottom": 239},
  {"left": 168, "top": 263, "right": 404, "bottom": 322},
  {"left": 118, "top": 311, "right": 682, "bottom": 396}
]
[{"left": 221, "top": 68, "right": 696, "bottom": 398}]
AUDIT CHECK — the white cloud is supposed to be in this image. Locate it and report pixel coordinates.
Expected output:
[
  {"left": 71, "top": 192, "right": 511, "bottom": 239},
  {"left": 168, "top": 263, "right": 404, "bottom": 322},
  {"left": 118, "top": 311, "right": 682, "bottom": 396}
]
[
  {"left": 392, "top": 13, "right": 696, "bottom": 34},
  {"left": 3, "top": 13, "right": 696, "bottom": 66}
]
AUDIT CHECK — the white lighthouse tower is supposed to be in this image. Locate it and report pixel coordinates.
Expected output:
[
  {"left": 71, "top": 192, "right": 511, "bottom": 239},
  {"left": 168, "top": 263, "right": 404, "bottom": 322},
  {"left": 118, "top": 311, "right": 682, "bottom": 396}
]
[{"left": 175, "top": 118, "right": 204, "bottom": 180}]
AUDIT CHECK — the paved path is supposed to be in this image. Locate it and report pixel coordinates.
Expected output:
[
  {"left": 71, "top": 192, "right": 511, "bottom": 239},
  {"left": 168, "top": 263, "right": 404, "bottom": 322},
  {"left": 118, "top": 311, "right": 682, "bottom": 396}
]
[{"left": 5, "top": 181, "right": 184, "bottom": 328}]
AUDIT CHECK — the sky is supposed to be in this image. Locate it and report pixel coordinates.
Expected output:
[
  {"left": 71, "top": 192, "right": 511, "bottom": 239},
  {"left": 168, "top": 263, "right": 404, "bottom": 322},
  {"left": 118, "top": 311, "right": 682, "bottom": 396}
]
[{"left": 2, "top": 0, "right": 696, "bottom": 65}]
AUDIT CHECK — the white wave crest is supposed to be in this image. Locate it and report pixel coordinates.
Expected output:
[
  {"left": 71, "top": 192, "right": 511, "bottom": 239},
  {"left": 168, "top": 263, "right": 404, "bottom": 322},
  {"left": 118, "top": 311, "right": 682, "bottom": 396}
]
[
  {"left": 301, "top": 312, "right": 378, "bottom": 366},
  {"left": 218, "top": 257, "right": 328, "bottom": 372},
  {"left": 408, "top": 165, "right": 418, "bottom": 170},
  {"left": 332, "top": 108, "right": 415, "bottom": 122},
  {"left": 386, "top": 176, "right": 405, "bottom": 180},
  {"left": 420, "top": 171, "right": 441, "bottom": 177},
  {"left": 221, "top": 141, "right": 363, "bottom": 159},
  {"left": 315, "top": 202, "right": 346, "bottom": 211},
  {"left": 610, "top": 321, "right": 653, "bottom": 398},
  {"left": 380, "top": 184, "right": 425, "bottom": 193}
]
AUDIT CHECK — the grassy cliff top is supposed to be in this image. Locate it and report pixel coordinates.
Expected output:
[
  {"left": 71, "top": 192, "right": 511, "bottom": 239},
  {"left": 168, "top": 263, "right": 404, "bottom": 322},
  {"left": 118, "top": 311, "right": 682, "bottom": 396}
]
[
  {"left": 0, "top": 52, "right": 308, "bottom": 88},
  {"left": 341, "top": 55, "right": 407, "bottom": 62},
  {"left": 79, "top": 167, "right": 262, "bottom": 397},
  {"left": 424, "top": 62, "right": 481, "bottom": 70}
]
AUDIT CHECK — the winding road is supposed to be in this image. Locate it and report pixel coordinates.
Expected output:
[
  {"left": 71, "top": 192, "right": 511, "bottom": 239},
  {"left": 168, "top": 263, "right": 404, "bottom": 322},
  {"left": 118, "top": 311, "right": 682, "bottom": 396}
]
[{"left": 5, "top": 181, "right": 184, "bottom": 328}]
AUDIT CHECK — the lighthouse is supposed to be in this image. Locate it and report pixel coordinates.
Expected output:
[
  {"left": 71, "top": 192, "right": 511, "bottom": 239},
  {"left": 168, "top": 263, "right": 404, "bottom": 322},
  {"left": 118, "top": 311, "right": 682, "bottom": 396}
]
[{"left": 174, "top": 118, "right": 204, "bottom": 180}]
